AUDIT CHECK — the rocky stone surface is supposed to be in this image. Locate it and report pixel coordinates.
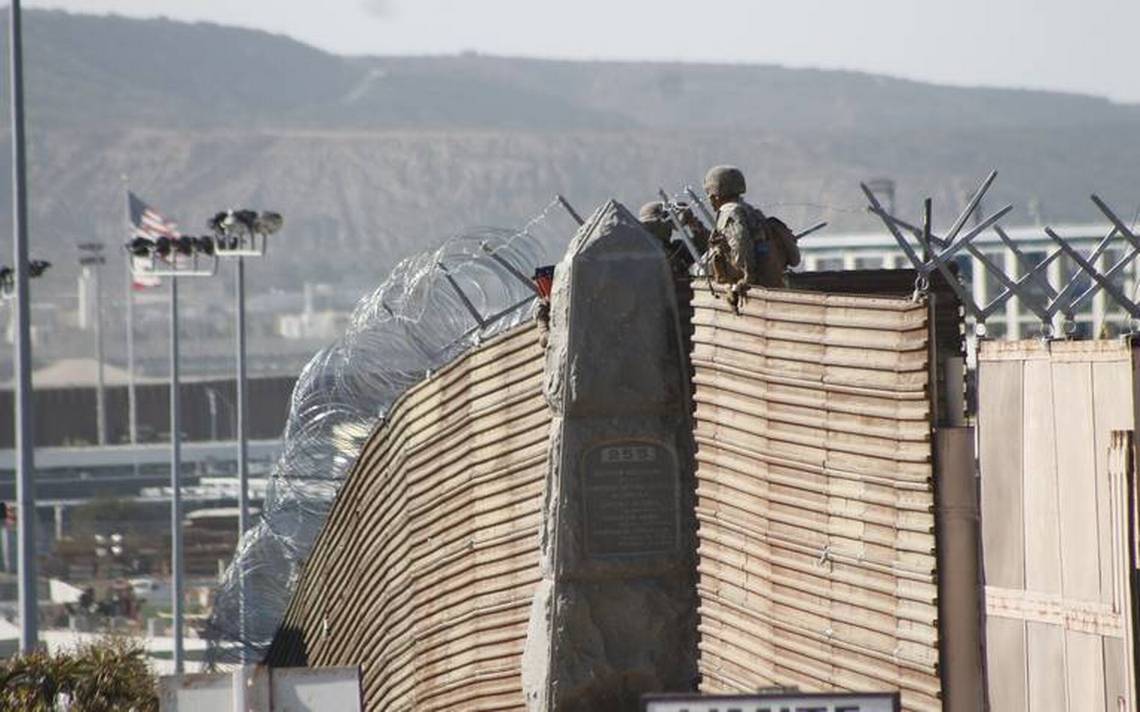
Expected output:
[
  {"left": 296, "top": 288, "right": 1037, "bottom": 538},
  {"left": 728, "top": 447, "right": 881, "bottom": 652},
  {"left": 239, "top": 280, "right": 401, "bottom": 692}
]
[{"left": 522, "top": 200, "right": 698, "bottom": 711}]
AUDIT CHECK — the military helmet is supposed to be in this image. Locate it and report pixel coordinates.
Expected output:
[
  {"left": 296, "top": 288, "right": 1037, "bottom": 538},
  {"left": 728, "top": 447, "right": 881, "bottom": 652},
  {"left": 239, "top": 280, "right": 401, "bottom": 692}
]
[
  {"left": 638, "top": 201, "right": 674, "bottom": 242},
  {"left": 638, "top": 201, "right": 669, "bottom": 223},
  {"left": 704, "top": 165, "right": 746, "bottom": 198}
]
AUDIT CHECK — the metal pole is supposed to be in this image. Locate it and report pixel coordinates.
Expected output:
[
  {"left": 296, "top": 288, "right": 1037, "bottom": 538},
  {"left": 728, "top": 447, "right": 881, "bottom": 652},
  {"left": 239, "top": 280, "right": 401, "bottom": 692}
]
[
  {"left": 125, "top": 184, "right": 138, "bottom": 446},
  {"left": 555, "top": 194, "right": 584, "bottom": 226},
  {"left": 170, "top": 276, "right": 184, "bottom": 673},
  {"left": 10, "top": 0, "right": 38, "bottom": 653},
  {"left": 235, "top": 256, "right": 250, "bottom": 661},
  {"left": 93, "top": 261, "right": 107, "bottom": 446}
]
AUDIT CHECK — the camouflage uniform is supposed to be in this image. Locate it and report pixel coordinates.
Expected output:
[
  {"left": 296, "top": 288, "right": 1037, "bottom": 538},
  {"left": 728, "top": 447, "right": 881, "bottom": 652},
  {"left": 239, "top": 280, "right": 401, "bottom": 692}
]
[
  {"left": 638, "top": 201, "right": 709, "bottom": 276},
  {"left": 711, "top": 201, "right": 759, "bottom": 288},
  {"left": 704, "top": 165, "right": 800, "bottom": 309},
  {"left": 714, "top": 202, "right": 801, "bottom": 289}
]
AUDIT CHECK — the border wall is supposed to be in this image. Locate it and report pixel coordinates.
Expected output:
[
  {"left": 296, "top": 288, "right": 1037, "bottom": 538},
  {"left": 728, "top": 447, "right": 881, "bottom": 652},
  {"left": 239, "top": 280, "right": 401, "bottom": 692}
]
[
  {"left": 977, "top": 340, "right": 1139, "bottom": 711},
  {"left": 268, "top": 275, "right": 989, "bottom": 711},
  {"left": 267, "top": 325, "right": 548, "bottom": 709},
  {"left": 689, "top": 285, "right": 952, "bottom": 711}
]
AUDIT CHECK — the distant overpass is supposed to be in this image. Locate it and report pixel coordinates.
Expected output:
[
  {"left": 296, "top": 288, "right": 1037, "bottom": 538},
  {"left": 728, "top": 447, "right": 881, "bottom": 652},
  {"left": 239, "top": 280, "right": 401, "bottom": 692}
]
[
  {"left": 0, "top": 439, "right": 283, "bottom": 471},
  {"left": 0, "top": 439, "right": 283, "bottom": 502}
]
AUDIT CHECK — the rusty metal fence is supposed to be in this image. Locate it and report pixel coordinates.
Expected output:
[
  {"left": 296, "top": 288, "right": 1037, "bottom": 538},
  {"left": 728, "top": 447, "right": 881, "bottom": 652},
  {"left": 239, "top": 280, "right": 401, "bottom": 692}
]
[
  {"left": 266, "top": 325, "right": 548, "bottom": 710},
  {"left": 690, "top": 285, "right": 944, "bottom": 710}
]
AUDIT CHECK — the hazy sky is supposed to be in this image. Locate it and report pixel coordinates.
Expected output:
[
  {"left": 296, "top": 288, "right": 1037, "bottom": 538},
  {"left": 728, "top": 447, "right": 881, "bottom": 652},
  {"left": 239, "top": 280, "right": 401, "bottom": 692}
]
[{"left": 28, "top": 0, "right": 1140, "bottom": 103}]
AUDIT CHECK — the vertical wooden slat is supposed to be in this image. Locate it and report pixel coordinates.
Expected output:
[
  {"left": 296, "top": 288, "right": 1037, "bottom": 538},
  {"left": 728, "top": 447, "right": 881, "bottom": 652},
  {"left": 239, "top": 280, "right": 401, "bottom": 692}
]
[
  {"left": 1027, "top": 621, "right": 1068, "bottom": 712},
  {"left": 1053, "top": 362, "right": 1107, "bottom": 707},
  {"left": 978, "top": 355, "right": 1029, "bottom": 710},
  {"left": 1109, "top": 429, "right": 1137, "bottom": 712},
  {"left": 978, "top": 358, "right": 1025, "bottom": 588},
  {"left": 1093, "top": 363, "right": 1134, "bottom": 603},
  {"left": 1021, "top": 359, "right": 1067, "bottom": 710},
  {"left": 986, "top": 617, "right": 1029, "bottom": 711}
]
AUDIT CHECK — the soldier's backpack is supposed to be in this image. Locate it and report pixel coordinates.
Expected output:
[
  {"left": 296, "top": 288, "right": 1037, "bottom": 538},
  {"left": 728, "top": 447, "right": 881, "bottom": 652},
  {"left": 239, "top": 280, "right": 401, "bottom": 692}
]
[
  {"left": 747, "top": 207, "right": 800, "bottom": 269},
  {"left": 763, "top": 215, "right": 801, "bottom": 268}
]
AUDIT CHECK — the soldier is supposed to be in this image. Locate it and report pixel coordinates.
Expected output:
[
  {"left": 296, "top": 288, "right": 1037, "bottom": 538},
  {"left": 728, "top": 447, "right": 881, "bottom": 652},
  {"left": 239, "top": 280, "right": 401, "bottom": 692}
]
[
  {"left": 704, "top": 165, "right": 800, "bottom": 311},
  {"left": 638, "top": 201, "right": 710, "bottom": 276}
]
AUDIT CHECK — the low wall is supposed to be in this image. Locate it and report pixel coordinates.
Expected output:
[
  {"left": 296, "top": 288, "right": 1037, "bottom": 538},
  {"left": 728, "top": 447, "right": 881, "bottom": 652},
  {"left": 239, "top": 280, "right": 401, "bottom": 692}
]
[{"left": 266, "top": 325, "right": 548, "bottom": 710}]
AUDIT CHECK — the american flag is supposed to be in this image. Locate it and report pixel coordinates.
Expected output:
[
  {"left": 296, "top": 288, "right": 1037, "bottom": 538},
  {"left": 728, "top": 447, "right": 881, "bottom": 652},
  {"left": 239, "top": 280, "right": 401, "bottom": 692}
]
[
  {"left": 128, "top": 191, "right": 179, "bottom": 289},
  {"left": 129, "top": 191, "right": 180, "bottom": 240}
]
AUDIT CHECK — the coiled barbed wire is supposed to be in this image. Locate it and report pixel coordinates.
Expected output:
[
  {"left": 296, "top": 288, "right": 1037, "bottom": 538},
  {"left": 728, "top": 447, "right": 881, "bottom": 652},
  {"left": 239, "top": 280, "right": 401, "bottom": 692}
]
[{"left": 204, "top": 202, "right": 571, "bottom": 665}]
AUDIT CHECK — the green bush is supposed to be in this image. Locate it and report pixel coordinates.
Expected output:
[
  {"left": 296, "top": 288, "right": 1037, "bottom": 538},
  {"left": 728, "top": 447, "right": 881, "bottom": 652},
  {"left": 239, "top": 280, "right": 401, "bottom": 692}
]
[{"left": 0, "top": 636, "right": 158, "bottom": 711}]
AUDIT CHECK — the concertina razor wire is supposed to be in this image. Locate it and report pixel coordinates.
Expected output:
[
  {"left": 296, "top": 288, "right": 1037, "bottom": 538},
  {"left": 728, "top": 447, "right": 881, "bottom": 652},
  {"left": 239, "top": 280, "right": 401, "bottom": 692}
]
[{"left": 205, "top": 198, "right": 580, "bottom": 665}]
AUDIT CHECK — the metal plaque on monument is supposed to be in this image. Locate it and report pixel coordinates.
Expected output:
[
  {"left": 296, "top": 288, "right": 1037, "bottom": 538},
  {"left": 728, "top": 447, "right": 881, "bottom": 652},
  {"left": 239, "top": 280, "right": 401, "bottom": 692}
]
[{"left": 522, "top": 200, "right": 698, "bottom": 711}]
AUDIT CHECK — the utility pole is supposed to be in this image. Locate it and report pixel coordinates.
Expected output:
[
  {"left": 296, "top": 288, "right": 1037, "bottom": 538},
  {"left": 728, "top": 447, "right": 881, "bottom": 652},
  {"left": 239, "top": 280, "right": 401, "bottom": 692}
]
[
  {"left": 79, "top": 243, "right": 107, "bottom": 445},
  {"left": 9, "top": 0, "right": 38, "bottom": 653}
]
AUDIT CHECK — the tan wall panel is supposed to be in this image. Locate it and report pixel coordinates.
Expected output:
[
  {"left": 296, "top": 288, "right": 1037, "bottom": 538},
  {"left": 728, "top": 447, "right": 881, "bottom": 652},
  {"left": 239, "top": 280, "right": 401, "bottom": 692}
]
[
  {"left": 978, "top": 340, "right": 1139, "bottom": 712},
  {"left": 267, "top": 325, "right": 548, "bottom": 711},
  {"left": 691, "top": 286, "right": 941, "bottom": 711}
]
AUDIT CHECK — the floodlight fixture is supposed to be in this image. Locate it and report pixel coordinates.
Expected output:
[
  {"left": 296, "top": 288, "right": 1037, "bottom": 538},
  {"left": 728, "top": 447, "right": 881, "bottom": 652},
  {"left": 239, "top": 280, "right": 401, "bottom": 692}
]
[
  {"left": 124, "top": 235, "right": 218, "bottom": 278},
  {"left": 1, "top": 260, "right": 50, "bottom": 299},
  {"left": 209, "top": 208, "right": 284, "bottom": 257}
]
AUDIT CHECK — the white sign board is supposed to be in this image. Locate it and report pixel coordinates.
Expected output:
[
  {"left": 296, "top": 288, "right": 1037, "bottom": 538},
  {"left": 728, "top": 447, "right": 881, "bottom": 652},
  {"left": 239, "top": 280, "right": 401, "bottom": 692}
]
[
  {"left": 642, "top": 693, "right": 900, "bottom": 712},
  {"left": 159, "top": 666, "right": 361, "bottom": 712}
]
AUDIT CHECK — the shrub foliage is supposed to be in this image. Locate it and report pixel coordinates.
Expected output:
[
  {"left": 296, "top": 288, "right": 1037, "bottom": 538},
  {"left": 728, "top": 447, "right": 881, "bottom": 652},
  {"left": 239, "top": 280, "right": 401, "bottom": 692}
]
[{"left": 0, "top": 636, "right": 158, "bottom": 711}]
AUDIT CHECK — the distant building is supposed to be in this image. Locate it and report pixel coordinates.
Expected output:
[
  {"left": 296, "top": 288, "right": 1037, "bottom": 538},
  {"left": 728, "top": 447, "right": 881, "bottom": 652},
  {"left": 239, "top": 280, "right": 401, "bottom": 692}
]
[
  {"left": 274, "top": 282, "right": 350, "bottom": 340},
  {"left": 799, "top": 222, "right": 1134, "bottom": 339},
  {"left": 277, "top": 310, "right": 349, "bottom": 341},
  {"left": 4, "top": 302, "right": 61, "bottom": 348}
]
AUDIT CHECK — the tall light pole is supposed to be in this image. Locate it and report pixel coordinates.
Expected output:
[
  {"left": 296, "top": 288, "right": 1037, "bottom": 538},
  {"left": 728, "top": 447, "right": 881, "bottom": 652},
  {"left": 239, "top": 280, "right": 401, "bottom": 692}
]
[
  {"left": 209, "top": 209, "right": 281, "bottom": 662},
  {"left": 235, "top": 256, "right": 249, "bottom": 543},
  {"left": 127, "top": 235, "right": 216, "bottom": 674},
  {"left": 79, "top": 243, "right": 107, "bottom": 445},
  {"left": 168, "top": 273, "right": 184, "bottom": 670},
  {"left": 9, "top": 0, "right": 38, "bottom": 653}
]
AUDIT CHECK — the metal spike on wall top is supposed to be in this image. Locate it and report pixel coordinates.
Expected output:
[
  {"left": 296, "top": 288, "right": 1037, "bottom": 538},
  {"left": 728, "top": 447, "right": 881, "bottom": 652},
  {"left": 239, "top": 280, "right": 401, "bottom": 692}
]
[{"left": 862, "top": 173, "right": 1140, "bottom": 340}]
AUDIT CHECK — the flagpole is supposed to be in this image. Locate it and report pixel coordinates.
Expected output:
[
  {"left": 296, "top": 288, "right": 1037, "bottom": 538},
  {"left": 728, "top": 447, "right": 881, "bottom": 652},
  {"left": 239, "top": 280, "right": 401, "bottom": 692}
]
[{"left": 124, "top": 179, "right": 138, "bottom": 446}]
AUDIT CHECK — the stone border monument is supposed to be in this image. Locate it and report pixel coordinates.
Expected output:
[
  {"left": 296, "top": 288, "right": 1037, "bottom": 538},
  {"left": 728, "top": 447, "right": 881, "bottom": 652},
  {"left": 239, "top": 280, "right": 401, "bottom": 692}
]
[{"left": 522, "top": 200, "right": 699, "bottom": 711}]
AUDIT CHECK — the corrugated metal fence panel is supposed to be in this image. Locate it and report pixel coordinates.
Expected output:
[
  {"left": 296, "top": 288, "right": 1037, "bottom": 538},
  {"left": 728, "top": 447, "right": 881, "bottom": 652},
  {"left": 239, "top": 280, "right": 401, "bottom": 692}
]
[
  {"left": 977, "top": 340, "right": 1138, "bottom": 712},
  {"left": 268, "top": 325, "right": 549, "bottom": 711},
  {"left": 690, "top": 285, "right": 940, "bottom": 711}
]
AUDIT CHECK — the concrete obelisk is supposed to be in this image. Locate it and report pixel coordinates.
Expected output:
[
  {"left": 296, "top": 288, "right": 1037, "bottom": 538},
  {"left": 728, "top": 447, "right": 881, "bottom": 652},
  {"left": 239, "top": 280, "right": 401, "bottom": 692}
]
[{"left": 522, "top": 200, "right": 698, "bottom": 711}]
